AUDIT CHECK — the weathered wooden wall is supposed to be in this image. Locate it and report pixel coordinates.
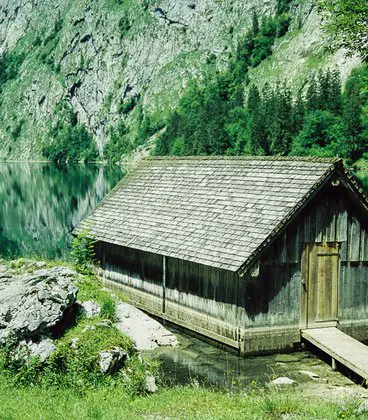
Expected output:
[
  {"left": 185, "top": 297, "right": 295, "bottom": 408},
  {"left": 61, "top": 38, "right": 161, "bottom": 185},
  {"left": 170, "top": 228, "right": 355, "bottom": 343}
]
[{"left": 95, "top": 181, "right": 368, "bottom": 353}]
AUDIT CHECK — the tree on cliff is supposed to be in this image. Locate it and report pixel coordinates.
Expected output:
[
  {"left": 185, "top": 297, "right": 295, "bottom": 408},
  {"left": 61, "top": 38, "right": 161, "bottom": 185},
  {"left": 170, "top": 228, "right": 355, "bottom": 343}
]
[{"left": 318, "top": 0, "right": 368, "bottom": 62}]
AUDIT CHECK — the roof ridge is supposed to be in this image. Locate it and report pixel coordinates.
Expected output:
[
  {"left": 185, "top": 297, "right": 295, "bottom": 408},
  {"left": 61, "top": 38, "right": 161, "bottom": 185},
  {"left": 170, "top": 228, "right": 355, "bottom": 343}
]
[{"left": 146, "top": 156, "right": 343, "bottom": 164}]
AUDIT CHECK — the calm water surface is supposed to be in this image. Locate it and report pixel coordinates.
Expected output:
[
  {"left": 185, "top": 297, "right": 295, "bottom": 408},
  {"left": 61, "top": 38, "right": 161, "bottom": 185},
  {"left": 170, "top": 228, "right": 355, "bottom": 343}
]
[{"left": 0, "top": 163, "right": 124, "bottom": 259}]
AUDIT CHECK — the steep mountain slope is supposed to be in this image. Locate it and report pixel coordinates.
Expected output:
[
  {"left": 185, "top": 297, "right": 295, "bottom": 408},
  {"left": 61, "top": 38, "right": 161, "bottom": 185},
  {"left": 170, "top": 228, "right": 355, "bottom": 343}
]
[{"left": 0, "top": 0, "right": 361, "bottom": 160}]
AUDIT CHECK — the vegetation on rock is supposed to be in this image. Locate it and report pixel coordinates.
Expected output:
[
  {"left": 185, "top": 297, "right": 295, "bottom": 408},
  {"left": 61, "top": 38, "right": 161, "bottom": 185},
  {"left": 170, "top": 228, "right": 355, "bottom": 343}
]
[
  {"left": 71, "top": 227, "right": 97, "bottom": 275},
  {"left": 0, "top": 259, "right": 156, "bottom": 395},
  {"left": 318, "top": 0, "right": 368, "bottom": 62}
]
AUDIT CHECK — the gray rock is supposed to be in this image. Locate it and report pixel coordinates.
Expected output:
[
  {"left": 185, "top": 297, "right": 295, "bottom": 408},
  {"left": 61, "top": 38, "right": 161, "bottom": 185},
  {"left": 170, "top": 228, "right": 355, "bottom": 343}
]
[
  {"left": 79, "top": 300, "right": 101, "bottom": 318},
  {"left": 145, "top": 374, "right": 158, "bottom": 393},
  {"left": 98, "top": 347, "right": 127, "bottom": 374},
  {"left": 298, "top": 370, "right": 320, "bottom": 379},
  {"left": 268, "top": 377, "right": 297, "bottom": 388},
  {"left": 13, "top": 338, "right": 55, "bottom": 363},
  {"left": 70, "top": 338, "right": 80, "bottom": 350},
  {"left": 0, "top": 265, "right": 78, "bottom": 341},
  {"left": 27, "top": 338, "right": 56, "bottom": 362},
  {"left": 115, "top": 302, "right": 179, "bottom": 350}
]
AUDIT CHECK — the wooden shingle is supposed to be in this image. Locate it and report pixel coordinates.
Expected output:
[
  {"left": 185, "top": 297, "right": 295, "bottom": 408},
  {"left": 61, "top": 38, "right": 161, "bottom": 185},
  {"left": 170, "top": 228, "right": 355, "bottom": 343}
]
[{"left": 78, "top": 156, "right": 343, "bottom": 272}]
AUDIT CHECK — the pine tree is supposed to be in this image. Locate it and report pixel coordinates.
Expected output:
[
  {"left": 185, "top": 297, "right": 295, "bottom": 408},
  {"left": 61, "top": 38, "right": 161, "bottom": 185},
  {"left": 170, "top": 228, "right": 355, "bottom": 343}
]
[
  {"left": 328, "top": 69, "right": 342, "bottom": 115},
  {"left": 270, "top": 83, "right": 293, "bottom": 155},
  {"left": 343, "top": 79, "right": 364, "bottom": 159},
  {"left": 292, "top": 89, "right": 306, "bottom": 134},
  {"left": 306, "top": 75, "right": 320, "bottom": 111}
]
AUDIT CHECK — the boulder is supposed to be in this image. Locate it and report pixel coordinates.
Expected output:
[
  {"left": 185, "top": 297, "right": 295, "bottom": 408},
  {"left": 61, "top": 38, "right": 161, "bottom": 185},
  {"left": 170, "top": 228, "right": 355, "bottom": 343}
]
[
  {"left": 0, "top": 266, "right": 78, "bottom": 341},
  {"left": 13, "top": 338, "right": 56, "bottom": 363},
  {"left": 115, "top": 302, "right": 179, "bottom": 350},
  {"left": 27, "top": 338, "right": 56, "bottom": 362},
  {"left": 98, "top": 347, "right": 127, "bottom": 374},
  {"left": 145, "top": 374, "right": 158, "bottom": 393},
  {"left": 268, "top": 377, "right": 297, "bottom": 388},
  {"left": 79, "top": 300, "right": 101, "bottom": 318}
]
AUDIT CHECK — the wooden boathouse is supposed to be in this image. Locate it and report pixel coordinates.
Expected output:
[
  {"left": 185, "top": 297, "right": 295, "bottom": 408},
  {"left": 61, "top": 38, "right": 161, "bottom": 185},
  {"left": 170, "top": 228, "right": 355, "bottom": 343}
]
[{"left": 78, "top": 157, "right": 368, "bottom": 355}]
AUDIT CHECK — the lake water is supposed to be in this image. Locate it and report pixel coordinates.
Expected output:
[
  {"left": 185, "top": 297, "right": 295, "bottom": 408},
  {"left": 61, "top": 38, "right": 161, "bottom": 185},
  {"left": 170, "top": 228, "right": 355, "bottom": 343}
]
[{"left": 0, "top": 163, "right": 124, "bottom": 259}]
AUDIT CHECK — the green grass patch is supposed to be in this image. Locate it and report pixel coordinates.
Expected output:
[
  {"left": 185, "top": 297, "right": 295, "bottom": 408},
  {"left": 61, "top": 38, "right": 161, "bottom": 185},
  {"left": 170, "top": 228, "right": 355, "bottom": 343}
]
[{"left": 0, "top": 384, "right": 364, "bottom": 419}]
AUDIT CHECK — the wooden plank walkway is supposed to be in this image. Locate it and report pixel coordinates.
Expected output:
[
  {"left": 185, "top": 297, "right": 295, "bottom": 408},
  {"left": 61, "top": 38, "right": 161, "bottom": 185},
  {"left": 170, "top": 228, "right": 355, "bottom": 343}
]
[{"left": 301, "top": 327, "right": 368, "bottom": 381}]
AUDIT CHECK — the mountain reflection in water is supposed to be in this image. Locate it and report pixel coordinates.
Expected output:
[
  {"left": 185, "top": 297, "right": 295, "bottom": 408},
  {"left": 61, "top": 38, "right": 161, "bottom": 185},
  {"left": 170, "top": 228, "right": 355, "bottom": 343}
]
[{"left": 0, "top": 163, "right": 124, "bottom": 259}]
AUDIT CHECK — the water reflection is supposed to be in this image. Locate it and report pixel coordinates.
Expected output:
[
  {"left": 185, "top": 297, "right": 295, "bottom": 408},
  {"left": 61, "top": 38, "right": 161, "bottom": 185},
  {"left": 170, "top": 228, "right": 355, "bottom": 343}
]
[{"left": 0, "top": 163, "right": 124, "bottom": 259}]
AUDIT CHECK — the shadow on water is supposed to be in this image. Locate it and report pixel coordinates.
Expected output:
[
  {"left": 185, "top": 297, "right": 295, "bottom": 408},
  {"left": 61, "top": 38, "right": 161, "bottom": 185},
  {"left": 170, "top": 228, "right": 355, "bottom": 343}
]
[{"left": 0, "top": 162, "right": 124, "bottom": 259}]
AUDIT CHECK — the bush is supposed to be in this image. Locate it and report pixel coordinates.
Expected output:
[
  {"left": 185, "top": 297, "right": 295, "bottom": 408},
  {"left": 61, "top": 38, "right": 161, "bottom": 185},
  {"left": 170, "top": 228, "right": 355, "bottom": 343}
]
[
  {"left": 118, "top": 12, "right": 131, "bottom": 39},
  {"left": 42, "top": 124, "right": 98, "bottom": 163},
  {"left": 119, "top": 95, "right": 139, "bottom": 115},
  {"left": 11, "top": 120, "right": 25, "bottom": 140},
  {"left": 71, "top": 228, "right": 96, "bottom": 275},
  {"left": 0, "top": 51, "right": 26, "bottom": 89},
  {"left": 103, "top": 122, "right": 131, "bottom": 163}
]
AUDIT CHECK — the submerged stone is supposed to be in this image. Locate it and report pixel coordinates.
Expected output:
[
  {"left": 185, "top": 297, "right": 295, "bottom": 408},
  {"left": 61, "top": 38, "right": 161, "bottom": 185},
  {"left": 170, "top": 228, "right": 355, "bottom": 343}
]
[
  {"left": 275, "top": 354, "right": 301, "bottom": 363},
  {"left": 268, "top": 377, "right": 297, "bottom": 388}
]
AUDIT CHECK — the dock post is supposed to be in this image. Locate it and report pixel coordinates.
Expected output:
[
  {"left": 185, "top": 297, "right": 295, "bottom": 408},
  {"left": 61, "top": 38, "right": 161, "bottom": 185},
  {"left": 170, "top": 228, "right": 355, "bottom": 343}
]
[{"left": 332, "top": 357, "right": 336, "bottom": 371}]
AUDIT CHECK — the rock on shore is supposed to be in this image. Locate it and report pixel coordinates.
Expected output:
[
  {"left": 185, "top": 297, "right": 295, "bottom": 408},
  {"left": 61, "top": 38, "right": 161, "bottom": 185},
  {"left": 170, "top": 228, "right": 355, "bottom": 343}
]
[
  {"left": 0, "top": 264, "right": 78, "bottom": 341},
  {"left": 115, "top": 301, "right": 179, "bottom": 350}
]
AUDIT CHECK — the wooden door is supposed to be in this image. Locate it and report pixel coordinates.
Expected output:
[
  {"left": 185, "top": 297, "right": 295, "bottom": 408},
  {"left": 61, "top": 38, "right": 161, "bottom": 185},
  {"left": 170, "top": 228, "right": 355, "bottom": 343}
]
[{"left": 302, "top": 242, "right": 339, "bottom": 328}]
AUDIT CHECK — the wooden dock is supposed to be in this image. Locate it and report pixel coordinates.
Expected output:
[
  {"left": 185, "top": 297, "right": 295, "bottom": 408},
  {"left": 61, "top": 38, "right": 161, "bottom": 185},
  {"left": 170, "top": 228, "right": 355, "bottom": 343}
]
[{"left": 301, "top": 327, "right": 368, "bottom": 382}]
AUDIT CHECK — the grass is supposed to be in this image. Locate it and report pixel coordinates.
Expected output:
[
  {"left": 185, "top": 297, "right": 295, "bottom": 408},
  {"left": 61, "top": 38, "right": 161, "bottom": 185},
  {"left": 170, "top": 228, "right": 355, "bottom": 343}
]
[
  {"left": 0, "top": 382, "right": 365, "bottom": 419},
  {"left": 0, "top": 263, "right": 155, "bottom": 393}
]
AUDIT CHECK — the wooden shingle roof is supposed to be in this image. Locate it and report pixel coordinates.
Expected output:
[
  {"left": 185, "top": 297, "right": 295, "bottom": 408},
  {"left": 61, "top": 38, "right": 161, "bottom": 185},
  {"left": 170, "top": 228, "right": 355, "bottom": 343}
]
[{"left": 79, "top": 156, "right": 344, "bottom": 272}]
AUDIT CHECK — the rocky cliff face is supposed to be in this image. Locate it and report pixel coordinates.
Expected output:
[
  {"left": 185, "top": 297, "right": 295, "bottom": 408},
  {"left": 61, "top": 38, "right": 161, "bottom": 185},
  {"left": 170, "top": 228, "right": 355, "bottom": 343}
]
[{"left": 0, "top": 0, "right": 360, "bottom": 159}]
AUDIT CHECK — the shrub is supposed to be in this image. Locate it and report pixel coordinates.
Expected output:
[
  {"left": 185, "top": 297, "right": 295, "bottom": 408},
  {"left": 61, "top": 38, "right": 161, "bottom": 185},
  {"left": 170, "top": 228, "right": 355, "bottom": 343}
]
[
  {"left": 103, "top": 122, "right": 131, "bottom": 163},
  {"left": 119, "top": 95, "right": 139, "bottom": 115},
  {"left": 11, "top": 120, "right": 25, "bottom": 140},
  {"left": 42, "top": 124, "right": 98, "bottom": 163},
  {"left": 0, "top": 319, "right": 150, "bottom": 393},
  {"left": 118, "top": 12, "right": 131, "bottom": 39},
  {"left": 71, "top": 227, "right": 96, "bottom": 275},
  {"left": 0, "top": 51, "right": 26, "bottom": 88}
]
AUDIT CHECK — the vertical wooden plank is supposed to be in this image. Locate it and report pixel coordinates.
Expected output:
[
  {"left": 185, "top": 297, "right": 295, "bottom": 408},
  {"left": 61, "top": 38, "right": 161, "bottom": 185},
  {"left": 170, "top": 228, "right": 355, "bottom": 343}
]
[
  {"left": 317, "top": 245, "right": 326, "bottom": 320},
  {"left": 349, "top": 216, "right": 361, "bottom": 262},
  {"left": 338, "top": 262, "right": 346, "bottom": 320},
  {"left": 287, "top": 224, "right": 300, "bottom": 263},
  {"left": 326, "top": 212, "right": 337, "bottom": 243},
  {"left": 336, "top": 209, "right": 348, "bottom": 242},
  {"left": 331, "top": 246, "right": 339, "bottom": 321},
  {"left": 303, "top": 212, "right": 311, "bottom": 243},
  {"left": 360, "top": 229, "right": 368, "bottom": 262},
  {"left": 308, "top": 244, "right": 317, "bottom": 326},
  {"left": 315, "top": 203, "right": 323, "bottom": 243}
]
